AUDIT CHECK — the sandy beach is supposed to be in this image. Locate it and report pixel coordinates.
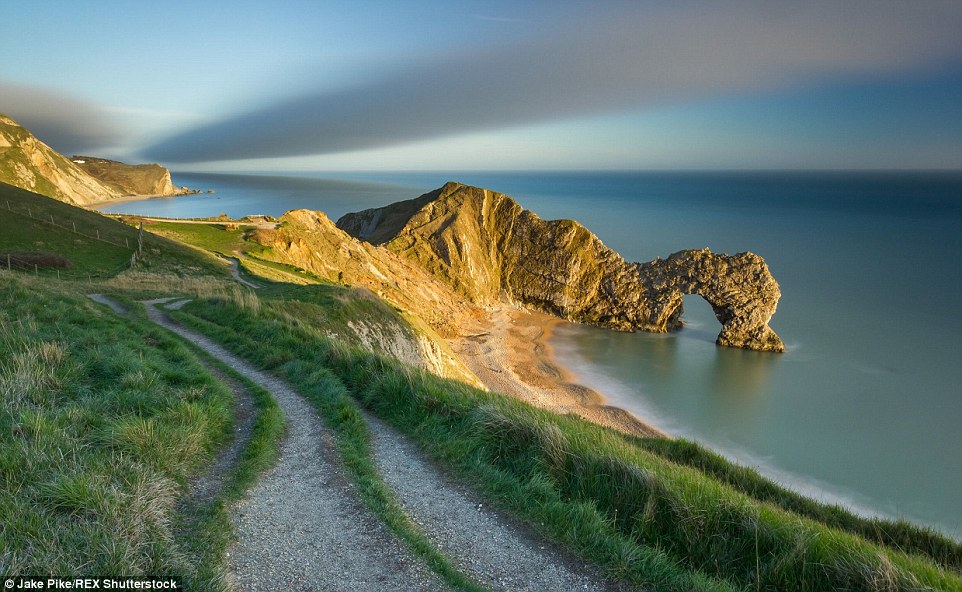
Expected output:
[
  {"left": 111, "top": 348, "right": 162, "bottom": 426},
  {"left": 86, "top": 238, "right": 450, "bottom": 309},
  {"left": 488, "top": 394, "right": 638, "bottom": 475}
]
[
  {"left": 450, "top": 306, "right": 667, "bottom": 439},
  {"left": 85, "top": 189, "right": 205, "bottom": 209}
]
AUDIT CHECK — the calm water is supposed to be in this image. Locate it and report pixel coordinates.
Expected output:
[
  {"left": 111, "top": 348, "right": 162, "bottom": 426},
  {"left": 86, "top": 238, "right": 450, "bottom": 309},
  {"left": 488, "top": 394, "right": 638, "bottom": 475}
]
[{"left": 99, "top": 170, "right": 962, "bottom": 539}]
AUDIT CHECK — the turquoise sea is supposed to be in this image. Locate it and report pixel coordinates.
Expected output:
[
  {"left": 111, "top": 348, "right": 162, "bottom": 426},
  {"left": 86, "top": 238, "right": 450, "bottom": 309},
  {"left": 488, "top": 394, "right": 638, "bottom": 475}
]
[{"left": 97, "top": 170, "right": 962, "bottom": 539}]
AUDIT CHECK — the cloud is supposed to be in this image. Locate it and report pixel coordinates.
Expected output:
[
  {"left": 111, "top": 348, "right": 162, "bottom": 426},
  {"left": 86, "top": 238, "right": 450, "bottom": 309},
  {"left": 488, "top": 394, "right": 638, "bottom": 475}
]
[
  {"left": 144, "top": 1, "right": 962, "bottom": 163},
  {"left": 0, "top": 82, "right": 122, "bottom": 154}
]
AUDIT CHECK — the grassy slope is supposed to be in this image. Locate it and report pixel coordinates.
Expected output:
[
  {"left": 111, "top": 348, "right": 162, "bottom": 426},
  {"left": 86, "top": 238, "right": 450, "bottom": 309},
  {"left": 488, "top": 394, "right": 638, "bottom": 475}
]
[
  {"left": 173, "top": 291, "right": 962, "bottom": 592},
  {"left": 131, "top": 218, "right": 324, "bottom": 285},
  {"left": 0, "top": 188, "right": 284, "bottom": 586},
  {"left": 0, "top": 276, "right": 233, "bottom": 581},
  {"left": 0, "top": 183, "right": 231, "bottom": 281}
]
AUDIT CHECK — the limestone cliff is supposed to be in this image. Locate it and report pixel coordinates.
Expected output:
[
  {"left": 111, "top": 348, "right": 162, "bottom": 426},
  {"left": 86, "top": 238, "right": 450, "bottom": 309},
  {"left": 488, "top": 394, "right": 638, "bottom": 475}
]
[
  {"left": 0, "top": 114, "right": 122, "bottom": 205},
  {"left": 0, "top": 114, "right": 183, "bottom": 206},
  {"left": 247, "top": 209, "right": 475, "bottom": 335},
  {"left": 246, "top": 208, "right": 483, "bottom": 385},
  {"left": 338, "top": 182, "right": 785, "bottom": 352},
  {"left": 71, "top": 155, "right": 178, "bottom": 196}
]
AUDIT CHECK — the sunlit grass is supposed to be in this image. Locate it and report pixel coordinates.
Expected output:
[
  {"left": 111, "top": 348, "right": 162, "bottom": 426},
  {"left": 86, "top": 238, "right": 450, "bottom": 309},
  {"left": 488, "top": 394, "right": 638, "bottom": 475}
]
[
  {"left": 0, "top": 276, "right": 233, "bottom": 583},
  {"left": 174, "top": 291, "right": 962, "bottom": 591}
]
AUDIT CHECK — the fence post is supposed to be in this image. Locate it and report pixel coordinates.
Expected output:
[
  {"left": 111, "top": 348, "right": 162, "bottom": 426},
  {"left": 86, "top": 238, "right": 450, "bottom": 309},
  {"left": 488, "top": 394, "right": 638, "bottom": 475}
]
[
  {"left": 57, "top": 269, "right": 60, "bottom": 280},
  {"left": 125, "top": 237, "right": 129, "bottom": 248},
  {"left": 138, "top": 222, "right": 144, "bottom": 254},
  {"left": 96, "top": 229, "right": 100, "bottom": 240},
  {"left": 6, "top": 201, "right": 10, "bottom": 211},
  {"left": 34, "top": 264, "right": 38, "bottom": 276},
  {"left": 50, "top": 215, "right": 55, "bottom": 225},
  {"left": 27, "top": 207, "right": 32, "bottom": 217},
  {"left": 73, "top": 222, "right": 77, "bottom": 233},
  {"left": 6, "top": 254, "right": 9, "bottom": 271}
]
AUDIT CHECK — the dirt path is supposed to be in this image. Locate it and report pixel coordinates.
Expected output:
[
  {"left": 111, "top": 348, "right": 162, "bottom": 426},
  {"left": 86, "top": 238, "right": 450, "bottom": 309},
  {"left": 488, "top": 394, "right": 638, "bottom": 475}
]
[
  {"left": 225, "top": 257, "right": 261, "bottom": 289},
  {"left": 367, "top": 414, "right": 629, "bottom": 592},
  {"left": 142, "top": 299, "right": 449, "bottom": 592}
]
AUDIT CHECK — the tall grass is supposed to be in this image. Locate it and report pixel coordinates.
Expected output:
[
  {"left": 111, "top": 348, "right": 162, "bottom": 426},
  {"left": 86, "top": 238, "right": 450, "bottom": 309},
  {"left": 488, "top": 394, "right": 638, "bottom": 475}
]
[
  {"left": 175, "top": 294, "right": 962, "bottom": 592},
  {"left": 0, "top": 277, "right": 234, "bottom": 583}
]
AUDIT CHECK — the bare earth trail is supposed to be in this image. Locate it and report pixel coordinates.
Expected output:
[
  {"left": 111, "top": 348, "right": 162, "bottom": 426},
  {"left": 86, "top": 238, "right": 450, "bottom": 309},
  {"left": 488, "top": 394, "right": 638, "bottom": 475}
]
[
  {"left": 224, "top": 257, "right": 262, "bottom": 289},
  {"left": 366, "top": 413, "right": 629, "bottom": 592},
  {"left": 141, "top": 299, "right": 449, "bottom": 592}
]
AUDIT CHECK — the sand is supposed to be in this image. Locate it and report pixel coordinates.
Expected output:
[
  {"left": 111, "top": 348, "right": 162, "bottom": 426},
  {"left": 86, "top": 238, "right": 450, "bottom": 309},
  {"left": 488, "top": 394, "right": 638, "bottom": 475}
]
[{"left": 450, "top": 306, "right": 667, "bottom": 439}]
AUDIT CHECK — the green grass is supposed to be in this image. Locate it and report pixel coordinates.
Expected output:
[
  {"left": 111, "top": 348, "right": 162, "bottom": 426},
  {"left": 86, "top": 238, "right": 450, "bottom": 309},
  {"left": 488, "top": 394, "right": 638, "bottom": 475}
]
[
  {"left": 0, "top": 183, "right": 232, "bottom": 281},
  {"left": 131, "top": 217, "right": 327, "bottom": 285},
  {"left": 0, "top": 275, "right": 282, "bottom": 588},
  {"left": 173, "top": 291, "right": 962, "bottom": 592},
  {"left": 139, "top": 221, "right": 252, "bottom": 255}
]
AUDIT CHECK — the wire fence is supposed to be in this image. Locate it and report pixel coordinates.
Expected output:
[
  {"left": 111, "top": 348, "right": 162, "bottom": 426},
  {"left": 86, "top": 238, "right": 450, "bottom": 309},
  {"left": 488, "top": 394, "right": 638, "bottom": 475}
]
[
  {"left": 3, "top": 199, "right": 136, "bottom": 249},
  {"left": 1, "top": 199, "right": 144, "bottom": 280}
]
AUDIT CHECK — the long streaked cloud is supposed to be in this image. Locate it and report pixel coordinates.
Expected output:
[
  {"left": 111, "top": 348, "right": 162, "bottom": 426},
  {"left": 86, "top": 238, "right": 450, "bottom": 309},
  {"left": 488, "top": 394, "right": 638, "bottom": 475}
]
[
  {"left": 144, "top": 1, "right": 962, "bottom": 163},
  {"left": 0, "top": 82, "right": 122, "bottom": 154}
]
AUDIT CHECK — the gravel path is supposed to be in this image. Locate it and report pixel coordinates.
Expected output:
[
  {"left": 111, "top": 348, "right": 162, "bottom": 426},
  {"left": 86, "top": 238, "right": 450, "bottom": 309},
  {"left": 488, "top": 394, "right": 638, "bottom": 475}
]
[
  {"left": 87, "top": 293, "right": 127, "bottom": 314},
  {"left": 225, "top": 257, "right": 262, "bottom": 290},
  {"left": 142, "top": 300, "right": 449, "bottom": 592},
  {"left": 367, "top": 414, "right": 630, "bottom": 592}
]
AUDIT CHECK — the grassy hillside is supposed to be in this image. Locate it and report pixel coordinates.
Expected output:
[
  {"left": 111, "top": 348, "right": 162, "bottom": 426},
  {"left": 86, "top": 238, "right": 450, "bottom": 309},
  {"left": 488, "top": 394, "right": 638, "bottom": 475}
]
[
  {"left": 173, "top": 289, "right": 962, "bottom": 592},
  {"left": 0, "top": 183, "right": 231, "bottom": 281},
  {"left": 0, "top": 275, "right": 280, "bottom": 588}
]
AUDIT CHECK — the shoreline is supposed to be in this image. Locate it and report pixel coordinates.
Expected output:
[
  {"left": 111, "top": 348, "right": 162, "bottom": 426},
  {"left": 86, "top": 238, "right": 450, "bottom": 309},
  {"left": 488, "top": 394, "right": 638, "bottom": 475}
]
[
  {"left": 86, "top": 189, "right": 203, "bottom": 209},
  {"left": 450, "top": 306, "right": 668, "bottom": 439}
]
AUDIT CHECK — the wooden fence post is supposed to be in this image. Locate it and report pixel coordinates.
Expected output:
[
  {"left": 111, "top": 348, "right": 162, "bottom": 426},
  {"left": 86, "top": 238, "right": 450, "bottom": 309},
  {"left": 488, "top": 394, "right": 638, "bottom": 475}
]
[
  {"left": 50, "top": 215, "right": 55, "bottom": 225},
  {"left": 73, "top": 222, "right": 76, "bottom": 233},
  {"left": 96, "top": 229, "right": 100, "bottom": 240},
  {"left": 6, "top": 254, "right": 10, "bottom": 271}
]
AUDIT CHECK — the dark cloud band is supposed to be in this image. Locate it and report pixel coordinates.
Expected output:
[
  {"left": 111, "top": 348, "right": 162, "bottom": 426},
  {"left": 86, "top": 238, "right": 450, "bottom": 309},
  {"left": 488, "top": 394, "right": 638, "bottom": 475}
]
[
  {"left": 141, "top": 2, "right": 962, "bottom": 163},
  {"left": 1, "top": 83, "right": 121, "bottom": 154}
]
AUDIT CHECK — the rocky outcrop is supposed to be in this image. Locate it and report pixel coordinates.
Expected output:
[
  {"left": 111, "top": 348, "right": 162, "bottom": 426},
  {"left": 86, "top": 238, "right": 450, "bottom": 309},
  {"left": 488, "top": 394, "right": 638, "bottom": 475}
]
[
  {"left": 0, "top": 114, "right": 185, "bottom": 206},
  {"left": 247, "top": 209, "right": 475, "bottom": 336},
  {"left": 245, "top": 208, "right": 483, "bottom": 385},
  {"left": 0, "top": 113, "right": 122, "bottom": 205},
  {"left": 71, "top": 155, "right": 178, "bottom": 196},
  {"left": 338, "top": 182, "right": 784, "bottom": 352}
]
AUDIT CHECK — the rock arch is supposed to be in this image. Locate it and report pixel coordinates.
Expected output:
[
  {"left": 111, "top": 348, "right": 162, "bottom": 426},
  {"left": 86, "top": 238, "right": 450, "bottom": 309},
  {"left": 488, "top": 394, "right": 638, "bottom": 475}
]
[{"left": 635, "top": 249, "right": 785, "bottom": 352}]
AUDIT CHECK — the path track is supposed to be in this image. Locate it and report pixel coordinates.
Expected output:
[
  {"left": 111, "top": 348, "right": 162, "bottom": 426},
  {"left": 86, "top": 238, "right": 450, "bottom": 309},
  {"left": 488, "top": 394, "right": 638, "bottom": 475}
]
[
  {"left": 367, "top": 413, "right": 626, "bottom": 592},
  {"left": 142, "top": 299, "right": 448, "bottom": 591}
]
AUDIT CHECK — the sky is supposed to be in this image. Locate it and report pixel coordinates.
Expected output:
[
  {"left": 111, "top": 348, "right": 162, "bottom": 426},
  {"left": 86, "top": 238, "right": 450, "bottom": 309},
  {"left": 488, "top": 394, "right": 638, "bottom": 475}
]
[{"left": 2, "top": 0, "right": 961, "bottom": 171}]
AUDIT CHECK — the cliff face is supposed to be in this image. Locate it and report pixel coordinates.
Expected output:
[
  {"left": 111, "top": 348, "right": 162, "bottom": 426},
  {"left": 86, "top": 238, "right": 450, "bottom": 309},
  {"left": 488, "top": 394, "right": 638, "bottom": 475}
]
[
  {"left": 71, "top": 155, "right": 178, "bottom": 196},
  {"left": 0, "top": 114, "right": 182, "bottom": 205},
  {"left": 338, "top": 182, "right": 784, "bottom": 352},
  {"left": 247, "top": 209, "right": 475, "bottom": 336},
  {"left": 0, "top": 114, "right": 122, "bottom": 205},
  {"left": 246, "top": 208, "right": 483, "bottom": 385}
]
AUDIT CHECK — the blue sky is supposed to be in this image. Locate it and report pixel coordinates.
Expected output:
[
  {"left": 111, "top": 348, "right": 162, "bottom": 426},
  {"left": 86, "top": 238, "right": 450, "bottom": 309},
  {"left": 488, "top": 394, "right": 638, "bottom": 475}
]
[{"left": 2, "top": 0, "right": 961, "bottom": 170}]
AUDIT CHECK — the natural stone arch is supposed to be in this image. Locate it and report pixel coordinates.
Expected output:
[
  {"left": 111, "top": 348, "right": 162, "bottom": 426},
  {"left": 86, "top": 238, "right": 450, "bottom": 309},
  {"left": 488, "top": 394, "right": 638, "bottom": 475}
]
[{"left": 635, "top": 249, "right": 784, "bottom": 352}]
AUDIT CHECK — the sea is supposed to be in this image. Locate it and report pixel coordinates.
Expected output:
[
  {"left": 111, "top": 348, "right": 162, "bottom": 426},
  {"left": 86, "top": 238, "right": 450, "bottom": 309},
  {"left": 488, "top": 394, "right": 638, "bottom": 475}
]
[{"left": 97, "top": 170, "right": 962, "bottom": 540}]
